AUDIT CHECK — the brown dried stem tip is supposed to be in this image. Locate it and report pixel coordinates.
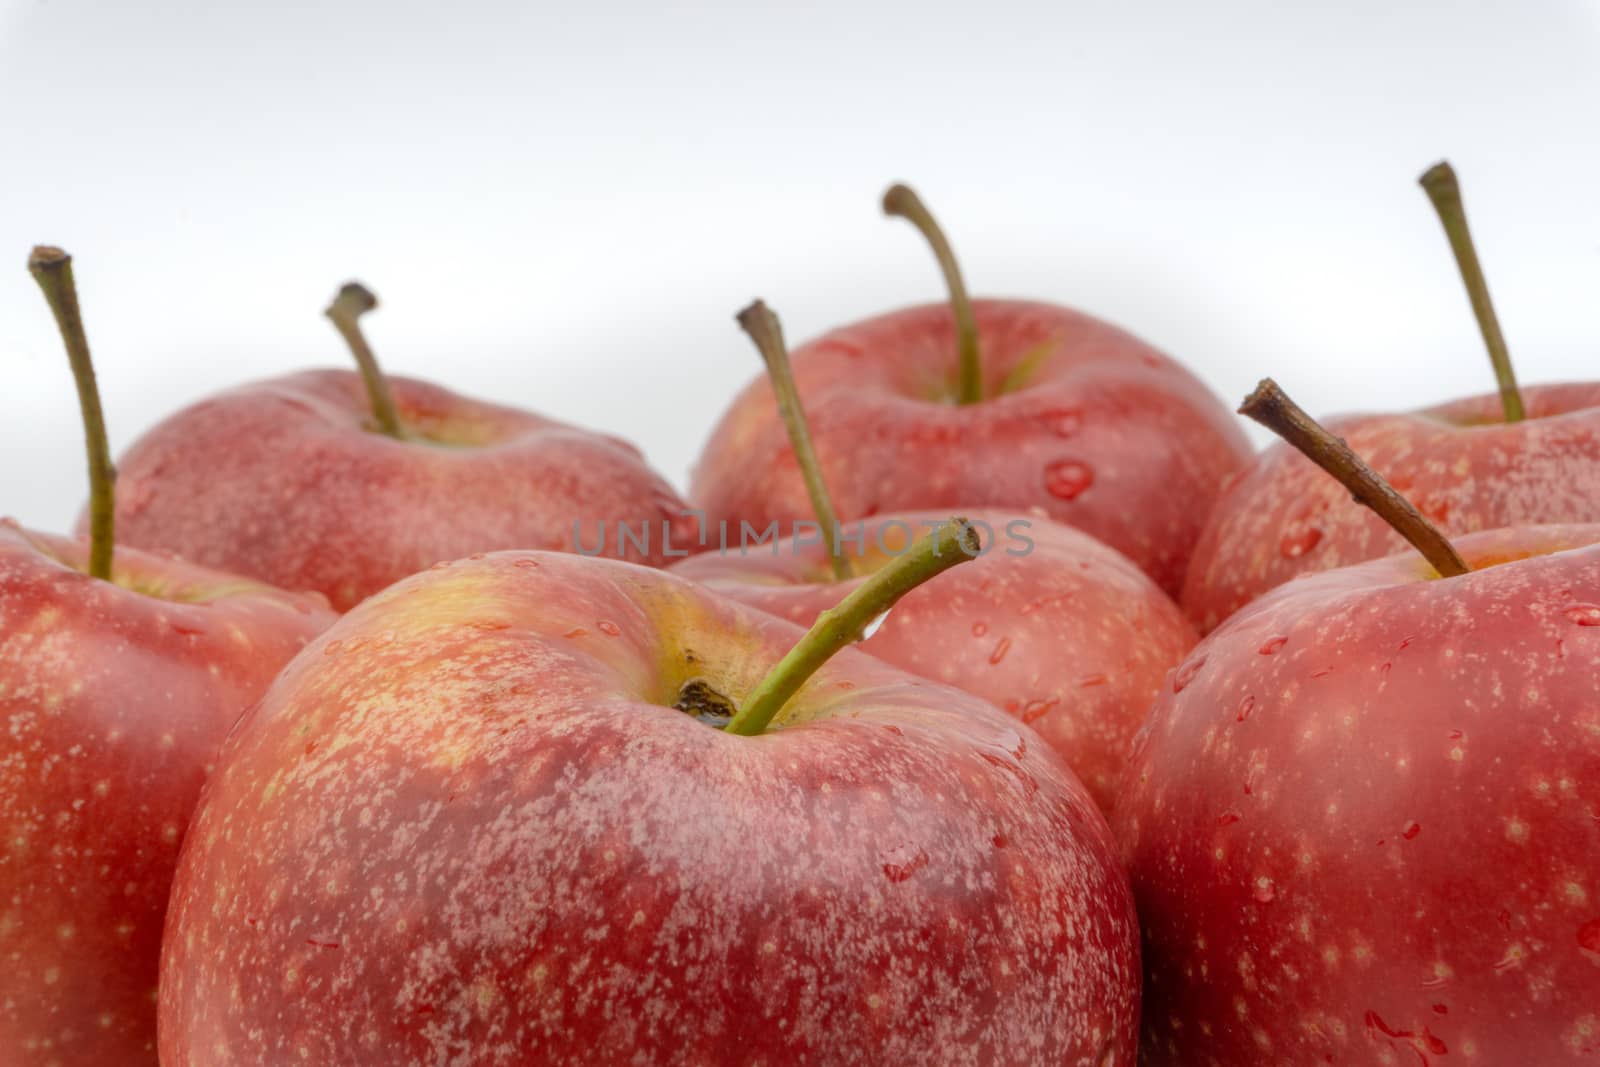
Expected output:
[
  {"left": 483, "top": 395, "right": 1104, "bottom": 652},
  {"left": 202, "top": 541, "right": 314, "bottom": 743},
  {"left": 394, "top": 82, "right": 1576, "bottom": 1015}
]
[{"left": 1239, "top": 378, "right": 1470, "bottom": 579}]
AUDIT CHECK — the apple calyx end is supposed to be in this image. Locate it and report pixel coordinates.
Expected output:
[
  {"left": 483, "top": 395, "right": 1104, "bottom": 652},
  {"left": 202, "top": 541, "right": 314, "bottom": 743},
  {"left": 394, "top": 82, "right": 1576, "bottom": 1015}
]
[{"left": 28, "top": 245, "right": 70, "bottom": 273}]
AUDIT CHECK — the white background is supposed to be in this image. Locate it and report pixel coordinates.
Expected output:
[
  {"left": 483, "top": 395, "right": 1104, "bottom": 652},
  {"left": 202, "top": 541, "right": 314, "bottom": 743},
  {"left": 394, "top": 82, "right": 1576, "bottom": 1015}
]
[{"left": 1, "top": 0, "right": 1596, "bottom": 532}]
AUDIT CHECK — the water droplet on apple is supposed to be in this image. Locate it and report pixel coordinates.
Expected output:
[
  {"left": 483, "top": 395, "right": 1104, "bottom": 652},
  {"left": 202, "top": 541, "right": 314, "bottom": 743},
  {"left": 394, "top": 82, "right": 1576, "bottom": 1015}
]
[
  {"left": 1044, "top": 460, "right": 1094, "bottom": 501},
  {"left": 322, "top": 639, "right": 343, "bottom": 656},
  {"left": 1217, "top": 810, "right": 1241, "bottom": 827},
  {"left": 1052, "top": 410, "right": 1083, "bottom": 437},
  {"left": 971, "top": 621, "right": 988, "bottom": 637},
  {"left": 1401, "top": 821, "right": 1421, "bottom": 840},
  {"left": 1078, "top": 673, "right": 1109, "bottom": 688},
  {"left": 1172, "top": 654, "right": 1207, "bottom": 692},
  {"left": 1258, "top": 636, "right": 1288, "bottom": 656},
  {"left": 1253, "top": 876, "right": 1277, "bottom": 903},
  {"left": 1278, "top": 527, "right": 1323, "bottom": 559},
  {"left": 597, "top": 620, "right": 621, "bottom": 636},
  {"left": 1235, "top": 694, "right": 1255, "bottom": 722},
  {"left": 1578, "top": 918, "right": 1600, "bottom": 958},
  {"left": 1565, "top": 604, "right": 1600, "bottom": 627},
  {"left": 989, "top": 637, "right": 1012, "bottom": 665},
  {"left": 513, "top": 558, "right": 539, "bottom": 570}
]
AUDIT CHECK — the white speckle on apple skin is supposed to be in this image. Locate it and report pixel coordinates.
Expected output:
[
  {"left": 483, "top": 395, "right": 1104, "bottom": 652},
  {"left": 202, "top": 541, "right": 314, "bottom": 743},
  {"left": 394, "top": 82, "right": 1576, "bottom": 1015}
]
[{"left": 161, "top": 552, "right": 1140, "bottom": 1065}]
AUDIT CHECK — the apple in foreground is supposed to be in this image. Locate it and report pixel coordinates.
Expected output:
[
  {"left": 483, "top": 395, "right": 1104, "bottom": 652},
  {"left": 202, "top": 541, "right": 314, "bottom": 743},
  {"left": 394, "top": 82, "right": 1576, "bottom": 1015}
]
[
  {"left": 689, "top": 184, "right": 1252, "bottom": 598},
  {"left": 102, "top": 284, "right": 697, "bottom": 611},
  {"left": 3, "top": 245, "right": 334, "bottom": 1066},
  {"left": 1117, "top": 382, "right": 1600, "bottom": 1063},
  {"left": 672, "top": 507, "right": 1195, "bottom": 812},
  {"left": 159, "top": 530, "right": 1140, "bottom": 1064}
]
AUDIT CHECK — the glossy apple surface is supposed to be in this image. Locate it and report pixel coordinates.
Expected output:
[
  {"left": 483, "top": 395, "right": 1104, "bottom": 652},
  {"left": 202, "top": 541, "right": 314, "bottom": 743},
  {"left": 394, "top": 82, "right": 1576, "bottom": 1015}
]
[
  {"left": 671, "top": 509, "right": 1195, "bottom": 811},
  {"left": 160, "top": 551, "right": 1140, "bottom": 1064},
  {"left": 1118, "top": 524, "right": 1600, "bottom": 1064},
  {"left": 1183, "top": 382, "right": 1600, "bottom": 631},
  {"left": 0, "top": 521, "right": 333, "bottom": 1065},
  {"left": 102, "top": 369, "right": 699, "bottom": 611},
  {"left": 690, "top": 300, "right": 1253, "bottom": 597}
]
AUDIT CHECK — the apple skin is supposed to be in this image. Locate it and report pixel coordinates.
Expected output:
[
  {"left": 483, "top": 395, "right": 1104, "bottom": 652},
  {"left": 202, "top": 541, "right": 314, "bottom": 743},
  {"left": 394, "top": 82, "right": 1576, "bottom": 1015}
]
[
  {"left": 97, "top": 369, "right": 700, "bottom": 611},
  {"left": 1183, "top": 382, "right": 1600, "bottom": 632},
  {"left": 0, "top": 520, "right": 333, "bottom": 1065},
  {"left": 669, "top": 509, "right": 1196, "bottom": 812},
  {"left": 159, "top": 551, "right": 1140, "bottom": 1064},
  {"left": 1116, "top": 524, "right": 1600, "bottom": 1064},
  {"left": 689, "top": 299, "right": 1253, "bottom": 598}
]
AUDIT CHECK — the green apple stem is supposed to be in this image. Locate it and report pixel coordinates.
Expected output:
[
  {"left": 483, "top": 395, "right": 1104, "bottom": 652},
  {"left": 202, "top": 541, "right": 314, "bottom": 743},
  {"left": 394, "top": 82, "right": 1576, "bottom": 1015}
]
[
  {"left": 736, "top": 300, "right": 852, "bottom": 582},
  {"left": 28, "top": 247, "right": 116, "bottom": 581},
  {"left": 325, "top": 282, "right": 404, "bottom": 438},
  {"left": 1239, "top": 379, "right": 1470, "bottom": 578},
  {"left": 724, "top": 518, "right": 981, "bottom": 737},
  {"left": 1419, "top": 161, "right": 1524, "bottom": 423},
  {"left": 883, "top": 183, "right": 982, "bottom": 405}
]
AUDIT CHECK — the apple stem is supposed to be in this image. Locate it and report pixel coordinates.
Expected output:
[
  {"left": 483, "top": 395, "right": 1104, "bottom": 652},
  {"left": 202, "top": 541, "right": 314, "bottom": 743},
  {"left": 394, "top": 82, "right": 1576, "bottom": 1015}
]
[
  {"left": 1419, "top": 161, "right": 1524, "bottom": 424},
  {"left": 883, "top": 183, "right": 982, "bottom": 405},
  {"left": 325, "top": 281, "right": 404, "bottom": 438},
  {"left": 724, "top": 518, "right": 980, "bottom": 737},
  {"left": 736, "top": 300, "right": 853, "bottom": 582},
  {"left": 1240, "top": 379, "right": 1470, "bottom": 578},
  {"left": 28, "top": 247, "right": 116, "bottom": 582}
]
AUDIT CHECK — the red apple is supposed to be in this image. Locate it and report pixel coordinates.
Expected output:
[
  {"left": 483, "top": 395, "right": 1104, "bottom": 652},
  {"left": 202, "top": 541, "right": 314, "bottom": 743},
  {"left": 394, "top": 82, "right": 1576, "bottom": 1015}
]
[
  {"left": 0, "top": 524, "right": 332, "bottom": 1065},
  {"left": 1182, "top": 381, "right": 1600, "bottom": 630},
  {"left": 1117, "top": 382, "right": 1600, "bottom": 1063},
  {"left": 689, "top": 185, "right": 1252, "bottom": 597},
  {"left": 159, "top": 534, "right": 1140, "bottom": 1063},
  {"left": 1121, "top": 522, "right": 1600, "bottom": 1063},
  {"left": 103, "top": 283, "right": 698, "bottom": 611},
  {"left": 671, "top": 507, "right": 1195, "bottom": 812},
  {"left": 3, "top": 247, "right": 335, "bottom": 1066},
  {"left": 1183, "top": 161, "right": 1600, "bottom": 632}
]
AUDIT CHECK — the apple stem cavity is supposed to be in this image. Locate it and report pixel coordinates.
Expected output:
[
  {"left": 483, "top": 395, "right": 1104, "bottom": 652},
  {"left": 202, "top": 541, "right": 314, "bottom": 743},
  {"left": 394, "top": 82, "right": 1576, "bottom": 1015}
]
[
  {"left": 1419, "top": 161, "right": 1525, "bottom": 424},
  {"left": 28, "top": 246, "right": 116, "bottom": 581},
  {"left": 724, "top": 518, "right": 981, "bottom": 737},
  {"left": 1240, "top": 378, "right": 1470, "bottom": 579},
  {"left": 325, "top": 281, "right": 405, "bottom": 439},
  {"left": 883, "top": 183, "right": 982, "bottom": 405},
  {"left": 736, "top": 300, "right": 853, "bottom": 582}
]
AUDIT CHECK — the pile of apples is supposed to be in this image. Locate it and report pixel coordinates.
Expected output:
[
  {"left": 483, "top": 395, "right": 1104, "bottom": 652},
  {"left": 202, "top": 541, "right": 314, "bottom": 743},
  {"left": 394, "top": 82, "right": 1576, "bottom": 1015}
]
[{"left": 4, "top": 164, "right": 1597, "bottom": 1066}]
